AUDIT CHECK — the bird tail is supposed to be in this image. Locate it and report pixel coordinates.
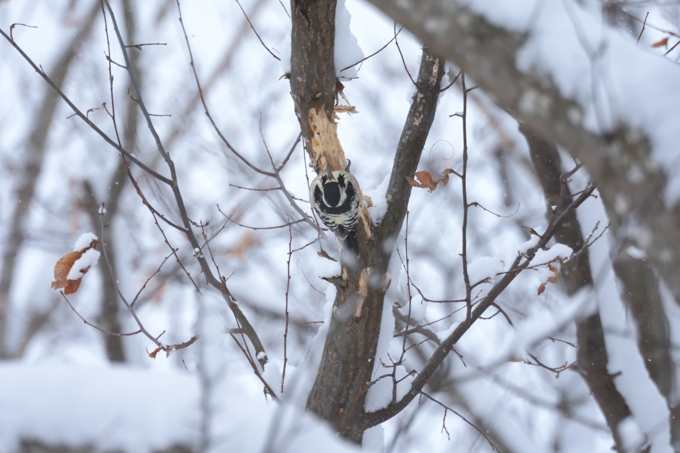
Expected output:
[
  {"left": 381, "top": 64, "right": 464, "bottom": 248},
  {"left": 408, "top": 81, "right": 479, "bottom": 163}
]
[{"left": 344, "top": 230, "right": 359, "bottom": 254}]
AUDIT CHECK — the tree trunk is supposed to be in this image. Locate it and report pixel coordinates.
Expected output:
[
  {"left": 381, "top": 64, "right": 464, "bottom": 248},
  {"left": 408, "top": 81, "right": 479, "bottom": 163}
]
[{"left": 288, "top": 1, "right": 444, "bottom": 441}]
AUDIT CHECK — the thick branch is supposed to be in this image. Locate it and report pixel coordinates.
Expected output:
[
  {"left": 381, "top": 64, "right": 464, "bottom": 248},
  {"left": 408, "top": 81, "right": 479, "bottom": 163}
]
[
  {"left": 289, "top": 0, "right": 346, "bottom": 173},
  {"left": 378, "top": 50, "right": 444, "bottom": 242},
  {"left": 304, "top": 48, "right": 443, "bottom": 443}
]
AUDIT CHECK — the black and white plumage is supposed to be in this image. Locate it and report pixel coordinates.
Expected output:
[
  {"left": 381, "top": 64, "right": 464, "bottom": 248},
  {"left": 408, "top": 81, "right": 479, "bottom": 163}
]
[{"left": 310, "top": 166, "right": 361, "bottom": 252}]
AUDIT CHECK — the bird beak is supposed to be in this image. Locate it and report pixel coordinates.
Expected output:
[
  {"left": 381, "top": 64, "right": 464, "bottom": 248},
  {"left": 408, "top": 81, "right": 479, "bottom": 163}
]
[{"left": 326, "top": 164, "right": 334, "bottom": 179}]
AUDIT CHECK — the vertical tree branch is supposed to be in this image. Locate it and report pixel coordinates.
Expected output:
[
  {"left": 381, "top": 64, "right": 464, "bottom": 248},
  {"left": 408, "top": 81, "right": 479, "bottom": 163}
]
[
  {"left": 289, "top": 0, "right": 347, "bottom": 174},
  {"left": 303, "top": 48, "right": 443, "bottom": 443},
  {"left": 519, "top": 125, "right": 633, "bottom": 450}
]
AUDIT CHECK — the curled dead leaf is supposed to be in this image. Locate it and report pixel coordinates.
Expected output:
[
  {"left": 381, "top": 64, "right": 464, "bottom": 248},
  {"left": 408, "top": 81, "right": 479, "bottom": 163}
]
[
  {"left": 406, "top": 171, "right": 437, "bottom": 191},
  {"left": 51, "top": 251, "right": 84, "bottom": 295},
  {"left": 51, "top": 238, "right": 99, "bottom": 295},
  {"left": 406, "top": 168, "right": 457, "bottom": 192},
  {"left": 537, "top": 282, "right": 547, "bottom": 296},
  {"left": 537, "top": 262, "right": 561, "bottom": 295},
  {"left": 547, "top": 263, "right": 560, "bottom": 284},
  {"left": 652, "top": 37, "right": 669, "bottom": 48}
]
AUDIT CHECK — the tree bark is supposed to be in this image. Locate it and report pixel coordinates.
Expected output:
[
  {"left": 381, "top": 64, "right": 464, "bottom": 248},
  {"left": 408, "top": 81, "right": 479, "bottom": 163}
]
[
  {"left": 288, "top": 1, "right": 444, "bottom": 441},
  {"left": 302, "top": 49, "right": 444, "bottom": 443}
]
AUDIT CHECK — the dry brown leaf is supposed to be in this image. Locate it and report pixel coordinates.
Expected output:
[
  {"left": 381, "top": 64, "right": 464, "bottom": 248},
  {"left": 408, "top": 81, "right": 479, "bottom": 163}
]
[
  {"left": 414, "top": 171, "right": 437, "bottom": 191},
  {"left": 547, "top": 263, "right": 560, "bottom": 284},
  {"left": 537, "top": 262, "right": 560, "bottom": 295},
  {"left": 440, "top": 168, "right": 456, "bottom": 187},
  {"left": 652, "top": 37, "right": 669, "bottom": 48},
  {"left": 64, "top": 277, "right": 85, "bottom": 295},
  {"left": 406, "top": 171, "right": 437, "bottom": 191},
  {"left": 51, "top": 239, "right": 99, "bottom": 295},
  {"left": 51, "top": 251, "right": 82, "bottom": 292},
  {"left": 537, "top": 282, "right": 547, "bottom": 296},
  {"left": 148, "top": 347, "right": 162, "bottom": 359},
  {"left": 405, "top": 176, "right": 420, "bottom": 188},
  {"left": 406, "top": 169, "right": 456, "bottom": 192}
]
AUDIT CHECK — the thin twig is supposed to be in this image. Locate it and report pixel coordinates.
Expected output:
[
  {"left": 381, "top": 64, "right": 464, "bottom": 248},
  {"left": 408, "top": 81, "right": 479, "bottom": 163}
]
[
  {"left": 277, "top": 132, "right": 302, "bottom": 172},
  {"left": 9, "top": 23, "right": 38, "bottom": 42},
  {"left": 439, "top": 70, "right": 461, "bottom": 93},
  {"left": 174, "top": 0, "right": 274, "bottom": 177},
  {"left": 420, "top": 392, "right": 497, "bottom": 451},
  {"left": 278, "top": 0, "right": 290, "bottom": 18},
  {"left": 234, "top": 0, "right": 281, "bottom": 61},
  {"left": 220, "top": 210, "right": 305, "bottom": 231},
  {"left": 229, "top": 184, "right": 280, "bottom": 192},
  {"left": 131, "top": 250, "right": 174, "bottom": 308},
  {"left": 96, "top": 207, "right": 197, "bottom": 355},
  {"left": 394, "top": 22, "right": 416, "bottom": 86},
  {"left": 297, "top": 260, "right": 325, "bottom": 295},
  {"left": 467, "top": 201, "right": 520, "bottom": 218},
  {"left": 526, "top": 353, "right": 573, "bottom": 376},
  {"left": 104, "top": 0, "right": 171, "bottom": 167},
  {"left": 230, "top": 332, "right": 280, "bottom": 401},
  {"left": 636, "top": 11, "right": 649, "bottom": 45},
  {"left": 61, "top": 293, "right": 142, "bottom": 337},
  {"left": 0, "top": 28, "right": 171, "bottom": 184},
  {"left": 125, "top": 42, "right": 167, "bottom": 50},
  {"left": 398, "top": 212, "right": 413, "bottom": 365},
  {"left": 100, "top": 2, "right": 123, "bottom": 150},
  {"left": 459, "top": 73, "right": 473, "bottom": 321},
  {"left": 340, "top": 28, "right": 402, "bottom": 72},
  {"left": 392, "top": 305, "right": 441, "bottom": 346},
  {"left": 281, "top": 224, "right": 292, "bottom": 393},
  {"left": 664, "top": 39, "right": 680, "bottom": 56}
]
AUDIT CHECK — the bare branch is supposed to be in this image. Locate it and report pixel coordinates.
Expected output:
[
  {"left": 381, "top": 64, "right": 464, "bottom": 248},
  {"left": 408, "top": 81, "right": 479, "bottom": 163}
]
[
  {"left": 61, "top": 293, "right": 142, "bottom": 337},
  {"left": 0, "top": 28, "right": 171, "bottom": 184},
  {"left": 363, "top": 183, "right": 596, "bottom": 428},
  {"left": 234, "top": 0, "right": 281, "bottom": 61},
  {"left": 340, "top": 28, "right": 402, "bottom": 73}
]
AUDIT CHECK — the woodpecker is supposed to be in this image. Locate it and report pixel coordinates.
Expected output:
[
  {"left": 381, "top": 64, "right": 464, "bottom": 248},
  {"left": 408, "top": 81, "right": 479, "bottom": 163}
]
[{"left": 310, "top": 165, "right": 361, "bottom": 253}]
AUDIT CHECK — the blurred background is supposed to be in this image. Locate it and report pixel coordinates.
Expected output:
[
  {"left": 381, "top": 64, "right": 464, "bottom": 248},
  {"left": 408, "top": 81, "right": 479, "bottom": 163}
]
[{"left": 1, "top": 0, "right": 680, "bottom": 452}]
